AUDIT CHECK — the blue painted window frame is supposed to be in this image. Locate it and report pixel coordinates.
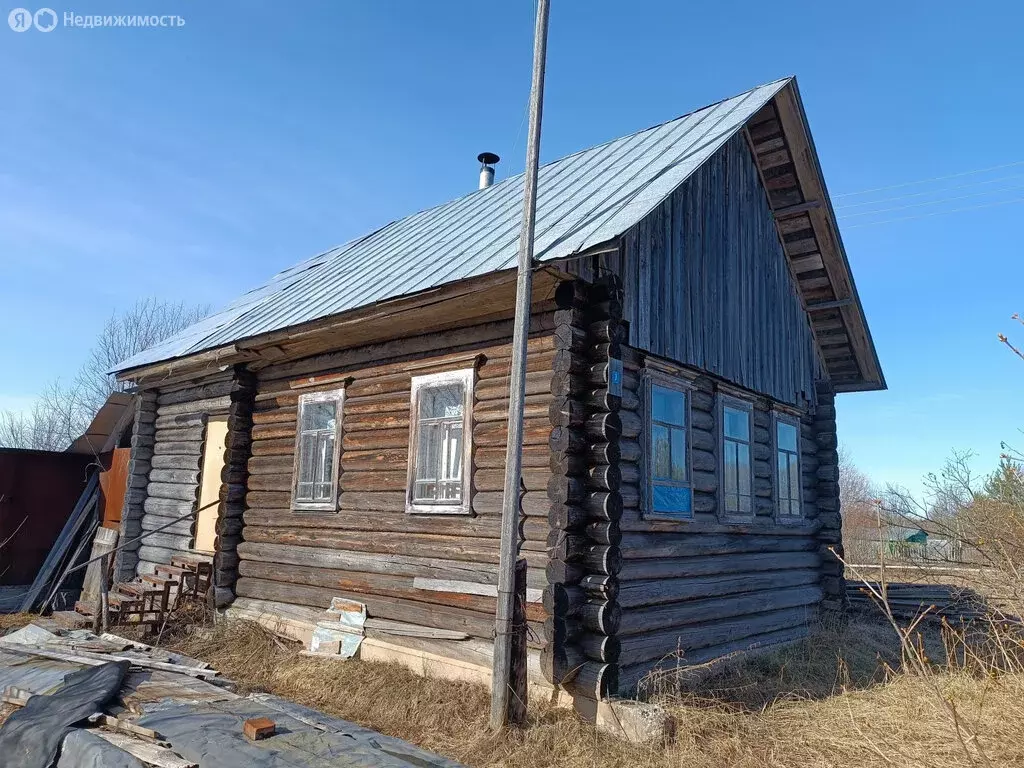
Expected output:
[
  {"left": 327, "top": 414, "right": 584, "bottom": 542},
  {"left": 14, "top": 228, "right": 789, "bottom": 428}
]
[{"left": 642, "top": 371, "right": 693, "bottom": 520}]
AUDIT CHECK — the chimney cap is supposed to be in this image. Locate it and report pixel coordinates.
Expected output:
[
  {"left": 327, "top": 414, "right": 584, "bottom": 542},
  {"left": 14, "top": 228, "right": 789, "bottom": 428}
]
[{"left": 477, "top": 152, "right": 500, "bottom": 166}]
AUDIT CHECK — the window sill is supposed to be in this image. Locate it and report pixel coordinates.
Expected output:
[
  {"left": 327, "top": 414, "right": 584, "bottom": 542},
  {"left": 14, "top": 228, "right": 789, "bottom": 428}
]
[
  {"left": 406, "top": 503, "right": 472, "bottom": 516},
  {"left": 718, "top": 513, "right": 760, "bottom": 526},
  {"left": 291, "top": 504, "right": 338, "bottom": 514},
  {"left": 643, "top": 510, "right": 695, "bottom": 523}
]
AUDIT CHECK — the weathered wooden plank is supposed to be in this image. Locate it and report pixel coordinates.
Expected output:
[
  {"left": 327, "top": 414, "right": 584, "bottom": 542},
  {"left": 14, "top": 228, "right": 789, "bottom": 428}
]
[
  {"left": 619, "top": 532, "right": 819, "bottom": 559},
  {"left": 251, "top": 437, "right": 296, "bottom": 457},
  {"left": 236, "top": 540, "right": 546, "bottom": 589},
  {"left": 620, "top": 605, "right": 813, "bottom": 665},
  {"left": 618, "top": 583, "right": 823, "bottom": 636},
  {"left": 243, "top": 507, "right": 548, "bottom": 540},
  {"left": 148, "top": 469, "right": 200, "bottom": 485},
  {"left": 147, "top": 482, "right": 198, "bottom": 502},
  {"left": 617, "top": 568, "right": 820, "bottom": 608},
  {"left": 156, "top": 395, "right": 231, "bottom": 417},
  {"left": 339, "top": 471, "right": 406, "bottom": 492},
  {"left": 235, "top": 577, "right": 544, "bottom": 644},
  {"left": 237, "top": 561, "right": 545, "bottom": 621},
  {"left": 241, "top": 526, "right": 534, "bottom": 563},
  {"left": 618, "top": 624, "right": 812, "bottom": 694},
  {"left": 150, "top": 454, "right": 202, "bottom": 471},
  {"left": 339, "top": 448, "right": 409, "bottom": 472},
  {"left": 143, "top": 497, "right": 195, "bottom": 517},
  {"left": 152, "top": 441, "right": 203, "bottom": 457},
  {"left": 618, "top": 550, "right": 820, "bottom": 581}
]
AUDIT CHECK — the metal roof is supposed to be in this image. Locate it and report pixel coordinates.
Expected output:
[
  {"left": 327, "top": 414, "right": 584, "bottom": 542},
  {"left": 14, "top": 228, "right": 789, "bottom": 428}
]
[{"left": 114, "top": 78, "right": 791, "bottom": 373}]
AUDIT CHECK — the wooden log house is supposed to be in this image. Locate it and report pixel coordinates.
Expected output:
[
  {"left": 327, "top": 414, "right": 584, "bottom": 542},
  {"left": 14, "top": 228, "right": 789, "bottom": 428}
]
[{"left": 111, "top": 77, "right": 884, "bottom": 703}]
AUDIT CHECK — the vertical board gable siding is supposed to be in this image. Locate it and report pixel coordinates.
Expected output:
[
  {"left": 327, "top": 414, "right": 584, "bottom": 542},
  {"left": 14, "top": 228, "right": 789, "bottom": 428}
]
[{"left": 569, "top": 133, "right": 818, "bottom": 406}]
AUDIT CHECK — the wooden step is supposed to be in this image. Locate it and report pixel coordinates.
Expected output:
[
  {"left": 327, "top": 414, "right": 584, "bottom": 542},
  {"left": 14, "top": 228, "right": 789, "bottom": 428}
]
[
  {"left": 171, "top": 554, "right": 212, "bottom": 568},
  {"left": 140, "top": 573, "right": 178, "bottom": 587},
  {"left": 155, "top": 563, "right": 188, "bottom": 575}
]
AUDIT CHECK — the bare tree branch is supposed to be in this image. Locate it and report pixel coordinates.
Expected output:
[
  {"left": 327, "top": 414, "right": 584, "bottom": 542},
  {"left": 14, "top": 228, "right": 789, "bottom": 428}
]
[{"left": 0, "top": 298, "right": 208, "bottom": 450}]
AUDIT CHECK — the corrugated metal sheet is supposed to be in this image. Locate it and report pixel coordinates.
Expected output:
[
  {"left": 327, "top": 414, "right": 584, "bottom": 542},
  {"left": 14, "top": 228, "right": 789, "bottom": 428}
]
[{"left": 114, "top": 78, "right": 790, "bottom": 373}]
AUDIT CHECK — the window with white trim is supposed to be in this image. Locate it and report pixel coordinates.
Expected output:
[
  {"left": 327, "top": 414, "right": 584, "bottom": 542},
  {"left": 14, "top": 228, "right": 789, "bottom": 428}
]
[
  {"left": 407, "top": 369, "right": 474, "bottom": 514},
  {"left": 292, "top": 389, "right": 344, "bottom": 511},
  {"left": 775, "top": 417, "right": 802, "bottom": 517},
  {"left": 644, "top": 374, "right": 692, "bottom": 519},
  {"left": 721, "top": 399, "right": 753, "bottom": 515}
]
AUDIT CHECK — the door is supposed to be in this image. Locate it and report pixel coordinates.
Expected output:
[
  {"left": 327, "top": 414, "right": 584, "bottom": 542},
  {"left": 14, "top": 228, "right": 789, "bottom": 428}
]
[{"left": 195, "top": 416, "right": 228, "bottom": 554}]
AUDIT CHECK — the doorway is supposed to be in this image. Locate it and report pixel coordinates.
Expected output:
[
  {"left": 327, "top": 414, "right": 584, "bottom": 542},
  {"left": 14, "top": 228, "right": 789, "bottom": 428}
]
[{"left": 195, "top": 416, "right": 228, "bottom": 554}]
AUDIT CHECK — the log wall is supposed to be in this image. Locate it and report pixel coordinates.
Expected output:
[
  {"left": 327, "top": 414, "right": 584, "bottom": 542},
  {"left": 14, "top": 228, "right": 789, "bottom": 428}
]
[
  {"left": 236, "top": 316, "right": 558, "bottom": 644},
  {"left": 812, "top": 381, "right": 844, "bottom": 611},
  {"left": 611, "top": 344, "right": 826, "bottom": 696},
  {"left": 542, "top": 277, "right": 626, "bottom": 701},
  {"left": 213, "top": 368, "right": 256, "bottom": 607},
  {"left": 114, "top": 391, "right": 157, "bottom": 582},
  {"left": 130, "top": 368, "right": 244, "bottom": 577}
]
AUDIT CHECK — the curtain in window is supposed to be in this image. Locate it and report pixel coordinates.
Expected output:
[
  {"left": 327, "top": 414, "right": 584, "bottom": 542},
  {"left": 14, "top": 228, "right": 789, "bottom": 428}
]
[{"left": 413, "top": 382, "right": 465, "bottom": 503}]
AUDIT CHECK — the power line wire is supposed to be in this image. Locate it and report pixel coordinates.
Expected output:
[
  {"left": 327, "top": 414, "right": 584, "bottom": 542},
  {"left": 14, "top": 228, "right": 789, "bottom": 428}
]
[
  {"left": 843, "top": 196, "right": 1024, "bottom": 229},
  {"left": 834, "top": 160, "right": 1024, "bottom": 198},
  {"left": 834, "top": 173, "right": 1024, "bottom": 210},
  {"left": 838, "top": 184, "right": 1024, "bottom": 218}
]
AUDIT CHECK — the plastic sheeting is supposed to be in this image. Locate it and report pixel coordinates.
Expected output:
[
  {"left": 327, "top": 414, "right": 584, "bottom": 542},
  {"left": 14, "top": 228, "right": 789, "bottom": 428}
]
[
  {"left": 0, "top": 660, "right": 129, "bottom": 768},
  {"left": 57, "top": 729, "right": 146, "bottom": 768},
  {"left": 138, "top": 696, "right": 465, "bottom": 768}
]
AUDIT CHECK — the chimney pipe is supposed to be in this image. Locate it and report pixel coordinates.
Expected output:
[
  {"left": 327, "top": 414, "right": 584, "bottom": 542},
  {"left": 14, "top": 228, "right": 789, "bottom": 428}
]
[{"left": 478, "top": 152, "right": 500, "bottom": 189}]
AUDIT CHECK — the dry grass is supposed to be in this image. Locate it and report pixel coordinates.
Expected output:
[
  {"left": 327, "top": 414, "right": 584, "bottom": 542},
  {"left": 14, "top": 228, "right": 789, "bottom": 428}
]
[
  {"left": 162, "top": 616, "right": 1024, "bottom": 768},
  {"left": 0, "top": 612, "right": 36, "bottom": 632},
  {"left": 4, "top": 601, "right": 1022, "bottom": 766}
]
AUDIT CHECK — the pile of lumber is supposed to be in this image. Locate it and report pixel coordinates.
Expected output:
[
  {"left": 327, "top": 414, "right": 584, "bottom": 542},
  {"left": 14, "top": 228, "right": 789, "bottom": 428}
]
[{"left": 846, "top": 582, "right": 991, "bottom": 621}]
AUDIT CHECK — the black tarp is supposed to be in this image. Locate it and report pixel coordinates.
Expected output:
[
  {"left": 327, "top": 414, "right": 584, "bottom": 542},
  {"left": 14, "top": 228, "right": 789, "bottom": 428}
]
[{"left": 0, "top": 660, "right": 129, "bottom": 768}]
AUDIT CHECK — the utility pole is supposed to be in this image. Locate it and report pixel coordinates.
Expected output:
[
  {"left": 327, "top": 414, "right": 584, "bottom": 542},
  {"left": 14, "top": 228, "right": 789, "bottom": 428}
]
[{"left": 490, "top": 0, "right": 551, "bottom": 731}]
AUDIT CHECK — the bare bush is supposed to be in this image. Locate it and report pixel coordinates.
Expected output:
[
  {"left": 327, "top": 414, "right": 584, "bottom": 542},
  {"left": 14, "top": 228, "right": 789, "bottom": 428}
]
[
  {"left": 0, "top": 298, "right": 208, "bottom": 451},
  {"left": 839, "top": 447, "right": 884, "bottom": 564}
]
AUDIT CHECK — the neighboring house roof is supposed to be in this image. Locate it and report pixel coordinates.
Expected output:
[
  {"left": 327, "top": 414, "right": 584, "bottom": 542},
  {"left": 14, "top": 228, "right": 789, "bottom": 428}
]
[
  {"left": 114, "top": 76, "right": 881, "bottom": 392},
  {"left": 68, "top": 391, "right": 135, "bottom": 455}
]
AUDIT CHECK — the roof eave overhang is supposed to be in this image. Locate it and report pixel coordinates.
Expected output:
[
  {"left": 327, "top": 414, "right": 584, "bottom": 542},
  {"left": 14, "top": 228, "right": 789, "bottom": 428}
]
[
  {"left": 114, "top": 267, "right": 557, "bottom": 384},
  {"left": 744, "top": 79, "right": 885, "bottom": 394}
]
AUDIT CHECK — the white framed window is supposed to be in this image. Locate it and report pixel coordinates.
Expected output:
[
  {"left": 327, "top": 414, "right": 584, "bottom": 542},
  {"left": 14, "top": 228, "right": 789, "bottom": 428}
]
[
  {"left": 775, "top": 415, "right": 802, "bottom": 517},
  {"left": 292, "top": 388, "right": 344, "bottom": 512},
  {"left": 406, "top": 369, "right": 474, "bottom": 515},
  {"left": 721, "top": 397, "right": 753, "bottom": 516},
  {"left": 643, "top": 372, "right": 692, "bottom": 519}
]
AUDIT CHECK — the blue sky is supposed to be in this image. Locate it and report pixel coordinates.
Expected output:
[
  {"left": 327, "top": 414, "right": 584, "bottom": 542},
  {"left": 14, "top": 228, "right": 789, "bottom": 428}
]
[{"left": 1, "top": 1, "right": 1022, "bottom": 494}]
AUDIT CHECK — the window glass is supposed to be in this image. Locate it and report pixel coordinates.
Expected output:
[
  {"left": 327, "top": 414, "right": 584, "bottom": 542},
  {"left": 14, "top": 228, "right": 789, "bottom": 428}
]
[
  {"left": 294, "top": 393, "right": 342, "bottom": 507},
  {"left": 410, "top": 376, "right": 469, "bottom": 510},
  {"left": 421, "top": 384, "right": 464, "bottom": 420},
  {"left": 300, "top": 400, "right": 336, "bottom": 432},
  {"left": 723, "top": 406, "right": 750, "bottom": 441},
  {"left": 777, "top": 421, "right": 798, "bottom": 452},
  {"left": 647, "top": 381, "right": 691, "bottom": 518},
  {"left": 652, "top": 385, "right": 685, "bottom": 426},
  {"left": 776, "top": 420, "right": 801, "bottom": 516},
  {"left": 652, "top": 424, "right": 671, "bottom": 479},
  {"left": 722, "top": 403, "right": 752, "bottom": 515}
]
